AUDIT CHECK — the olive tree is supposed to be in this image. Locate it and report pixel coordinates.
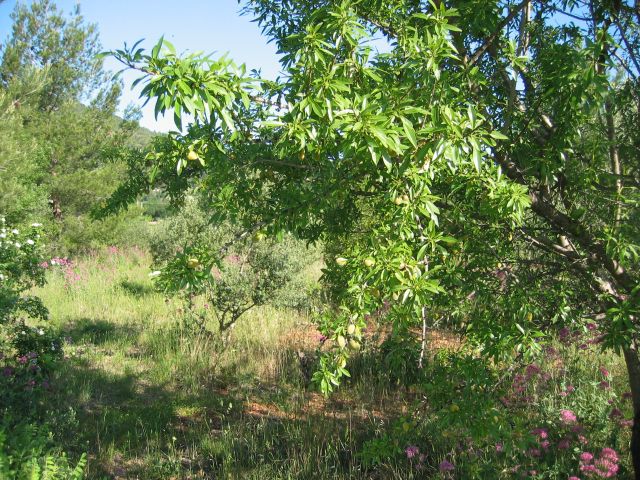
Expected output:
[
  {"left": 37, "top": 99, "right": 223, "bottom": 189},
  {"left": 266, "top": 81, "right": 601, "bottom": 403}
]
[{"left": 106, "top": 0, "right": 640, "bottom": 472}]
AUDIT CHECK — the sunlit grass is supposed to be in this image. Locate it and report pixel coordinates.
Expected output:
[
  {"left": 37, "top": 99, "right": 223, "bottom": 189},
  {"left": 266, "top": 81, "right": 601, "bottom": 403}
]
[{"left": 33, "top": 248, "right": 413, "bottom": 479}]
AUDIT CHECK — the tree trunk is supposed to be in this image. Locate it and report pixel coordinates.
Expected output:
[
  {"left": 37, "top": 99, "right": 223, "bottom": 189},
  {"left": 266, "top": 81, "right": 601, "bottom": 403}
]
[{"left": 624, "top": 345, "right": 640, "bottom": 479}]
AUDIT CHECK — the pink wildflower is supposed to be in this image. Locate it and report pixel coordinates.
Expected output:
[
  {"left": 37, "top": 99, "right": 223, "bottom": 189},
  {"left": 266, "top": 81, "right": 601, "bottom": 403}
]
[
  {"left": 495, "top": 443, "right": 503, "bottom": 453},
  {"left": 526, "top": 364, "right": 541, "bottom": 377},
  {"left": 599, "top": 381, "right": 610, "bottom": 390},
  {"left": 528, "top": 448, "right": 542, "bottom": 458},
  {"left": 569, "top": 477, "right": 581, "bottom": 480},
  {"left": 531, "top": 428, "right": 548, "bottom": 439},
  {"left": 439, "top": 460, "right": 454, "bottom": 472},
  {"left": 580, "top": 452, "right": 594, "bottom": 463},
  {"left": 599, "top": 367, "right": 610, "bottom": 377},
  {"left": 620, "top": 419, "right": 634, "bottom": 428},
  {"left": 600, "top": 448, "right": 618, "bottom": 462},
  {"left": 405, "top": 445, "right": 419, "bottom": 459},
  {"left": 586, "top": 322, "right": 597, "bottom": 331},
  {"left": 609, "top": 408, "right": 622, "bottom": 419},
  {"left": 561, "top": 409, "right": 577, "bottom": 424},
  {"left": 558, "top": 438, "right": 571, "bottom": 450}
]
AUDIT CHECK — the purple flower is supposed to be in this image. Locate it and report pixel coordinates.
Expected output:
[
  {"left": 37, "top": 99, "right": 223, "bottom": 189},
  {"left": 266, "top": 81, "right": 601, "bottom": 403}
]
[
  {"left": 620, "top": 419, "right": 634, "bottom": 428},
  {"left": 17, "top": 355, "right": 28, "bottom": 364},
  {"left": 599, "top": 381, "right": 610, "bottom": 390},
  {"left": 405, "top": 445, "right": 419, "bottom": 459},
  {"left": 586, "top": 322, "right": 597, "bottom": 331},
  {"left": 2, "top": 367, "right": 14, "bottom": 377},
  {"left": 439, "top": 460, "right": 454, "bottom": 472},
  {"left": 560, "top": 409, "right": 577, "bottom": 424}
]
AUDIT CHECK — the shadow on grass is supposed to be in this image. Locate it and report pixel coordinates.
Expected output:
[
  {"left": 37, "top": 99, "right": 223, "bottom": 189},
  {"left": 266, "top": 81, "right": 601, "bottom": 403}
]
[
  {"left": 64, "top": 318, "right": 139, "bottom": 346},
  {"left": 49, "top": 343, "right": 411, "bottom": 480},
  {"left": 116, "top": 279, "right": 156, "bottom": 298}
]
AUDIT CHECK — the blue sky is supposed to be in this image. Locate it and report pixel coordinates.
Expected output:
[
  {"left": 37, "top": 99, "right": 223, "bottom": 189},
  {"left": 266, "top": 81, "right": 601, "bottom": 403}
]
[{"left": 0, "top": 0, "right": 282, "bottom": 131}]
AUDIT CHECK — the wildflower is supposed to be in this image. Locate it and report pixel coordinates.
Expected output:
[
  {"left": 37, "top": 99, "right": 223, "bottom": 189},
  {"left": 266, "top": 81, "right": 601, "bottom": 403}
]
[
  {"left": 11, "top": 229, "right": 18, "bottom": 234},
  {"left": 609, "top": 408, "right": 622, "bottom": 419},
  {"left": 578, "top": 435, "right": 588, "bottom": 445},
  {"left": 578, "top": 343, "right": 588, "bottom": 350},
  {"left": 439, "top": 460, "right": 454, "bottom": 472},
  {"left": 17, "top": 355, "right": 28, "bottom": 364},
  {"left": 622, "top": 392, "right": 633, "bottom": 400},
  {"left": 31, "top": 223, "right": 42, "bottom": 227},
  {"left": 599, "top": 367, "right": 610, "bottom": 377},
  {"left": 600, "top": 448, "right": 618, "bottom": 462},
  {"left": 2, "top": 367, "right": 14, "bottom": 377},
  {"left": 525, "top": 364, "right": 541, "bottom": 377},
  {"left": 531, "top": 428, "right": 548, "bottom": 439},
  {"left": 568, "top": 477, "right": 581, "bottom": 480},
  {"left": 495, "top": 443, "right": 503, "bottom": 453},
  {"left": 580, "top": 452, "right": 594, "bottom": 463},
  {"left": 620, "top": 419, "right": 634, "bottom": 428},
  {"left": 148, "top": 270, "right": 161, "bottom": 278},
  {"left": 540, "top": 440, "right": 550, "bottom": 450},
  {"left": 586, "top": 322, "right": 597, "bottom": 331},
  {"left": 599, "top": 381, "right": 610, "bottom": 390},
  {"left": 405, "top": 445, "right": 419, "bottom": 459},
  {"left": 558, "top": 438, "right": 571, "bottom": 450},
  {"left": 559, "top": 327, "right": 570, "bottom": 340},
  {"left": 528, "top": 448, "right": 542, "bottom": 458},
  {"left": 560, "top": 409, "right": 577, "bottom": 424}
]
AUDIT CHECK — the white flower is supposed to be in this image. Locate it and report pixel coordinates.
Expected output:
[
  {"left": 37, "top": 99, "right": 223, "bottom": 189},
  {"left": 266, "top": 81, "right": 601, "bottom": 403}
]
[
  {"left": 14, "top": 242, "right": 21, "bottom": 248},
  {"left": 0, "top": 233, "right": 6, "bottom": 239},
  {"left": 38, "top": 329, "right": 44, "bottom": 335},
  {"left": 149, "top": 270, "right": 162, "bottom": 278},
  {"left": 11, "top": 229, "right": 19, "bottom": 234},
  {"left": 31, "top": 223, "right": 42, "bottom": 227},
  {"left": 26, "top": 239, "right": 34, "bottom": 245},
  {"left": 50, "top": 259, "right": 57, "bottom": 265}
]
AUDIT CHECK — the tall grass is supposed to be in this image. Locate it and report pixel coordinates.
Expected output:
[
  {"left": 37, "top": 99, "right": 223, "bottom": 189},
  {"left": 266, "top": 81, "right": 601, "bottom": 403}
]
[{"left": 33, "top": 248, "right": 412, "bottom": 479}]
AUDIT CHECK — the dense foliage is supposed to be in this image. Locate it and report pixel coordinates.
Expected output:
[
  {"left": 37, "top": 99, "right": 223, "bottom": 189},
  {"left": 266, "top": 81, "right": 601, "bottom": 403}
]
[
  {"left": 0, "top": 0, "right": 154, "bottom": 255},
  {"left": 105, "top": 0, "right": 640, "bottom": 474}
]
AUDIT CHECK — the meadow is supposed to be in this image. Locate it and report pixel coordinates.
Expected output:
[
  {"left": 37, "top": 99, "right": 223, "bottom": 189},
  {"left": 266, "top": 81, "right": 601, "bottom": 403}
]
[{"left": 22, "top": 247, "right": 634, "bottom": 479}]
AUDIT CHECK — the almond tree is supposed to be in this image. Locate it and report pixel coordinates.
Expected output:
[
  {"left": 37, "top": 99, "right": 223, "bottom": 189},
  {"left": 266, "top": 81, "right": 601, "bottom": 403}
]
[{"left": 107, "top": 0, "right": 640, "bottom": 473}]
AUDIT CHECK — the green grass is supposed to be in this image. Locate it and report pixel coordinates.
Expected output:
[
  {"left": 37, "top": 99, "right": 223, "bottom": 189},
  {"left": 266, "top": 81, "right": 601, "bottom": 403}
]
[
  {"left": 33, "top": 248, "right": 413, "bottom": 479},
  {"left": 30, "top": 248, "right": 635, "bottom": 479}
]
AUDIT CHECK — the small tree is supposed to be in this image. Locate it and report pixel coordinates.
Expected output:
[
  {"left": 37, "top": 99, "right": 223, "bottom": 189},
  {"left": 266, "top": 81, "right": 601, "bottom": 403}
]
[{"left": 151, "top": 198, "right": 313, "bottom": 343}]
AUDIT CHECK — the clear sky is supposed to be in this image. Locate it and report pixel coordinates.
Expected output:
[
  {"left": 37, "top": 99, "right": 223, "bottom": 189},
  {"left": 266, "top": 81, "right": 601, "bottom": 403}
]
[{"left": 0, "top": 0, "right": 282, "bottom": 131}]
